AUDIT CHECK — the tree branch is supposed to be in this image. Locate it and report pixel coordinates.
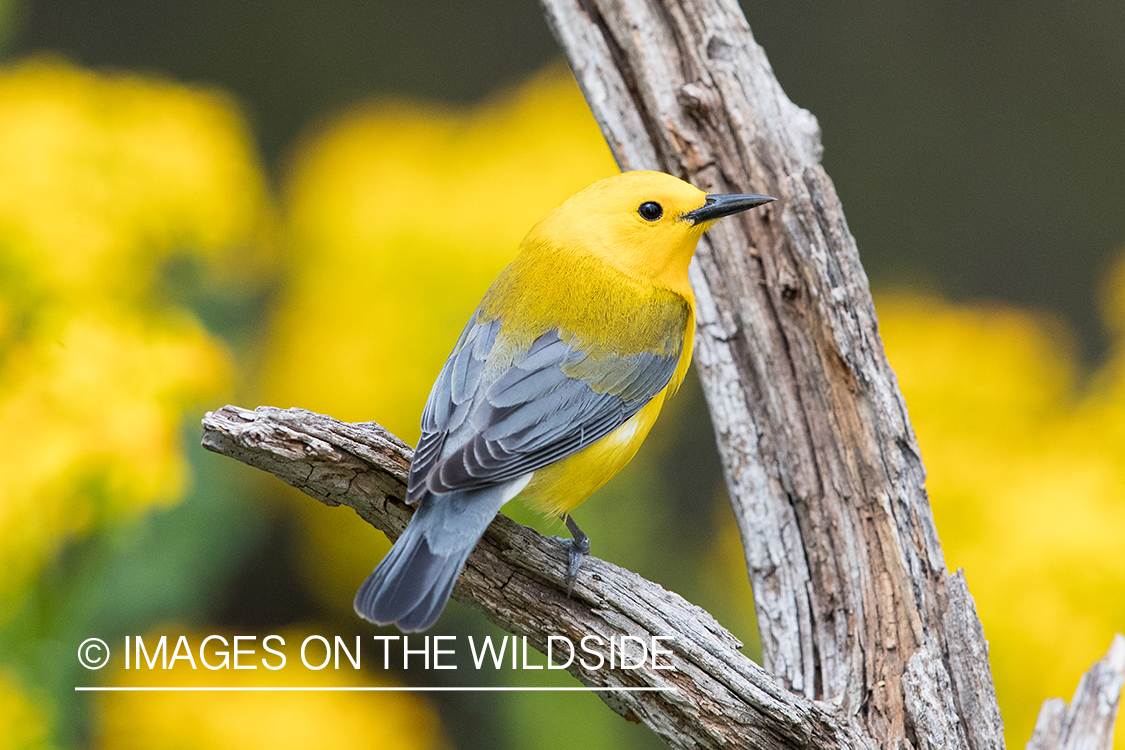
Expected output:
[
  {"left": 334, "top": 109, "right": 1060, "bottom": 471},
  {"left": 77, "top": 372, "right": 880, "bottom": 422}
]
[
  {"left": 201, "top": 405, "right": 871, "bottom": 750},
  {"left": 538, "top": 0, "right": 999, "bottom": 746},
  {"left": 1026, "top": 635, "right": 1125, "bottom": 750},
  {"left": 202, "top": 405, "right": 1123, "bottom": 749}
]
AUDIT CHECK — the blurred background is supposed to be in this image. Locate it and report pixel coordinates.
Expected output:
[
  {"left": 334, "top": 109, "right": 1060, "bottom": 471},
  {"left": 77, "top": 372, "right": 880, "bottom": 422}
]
[{"left": 0, "top": 1, "right": 1122, "bottom": 748}]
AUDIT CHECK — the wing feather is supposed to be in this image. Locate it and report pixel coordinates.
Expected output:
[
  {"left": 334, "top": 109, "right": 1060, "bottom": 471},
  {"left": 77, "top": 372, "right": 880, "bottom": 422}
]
[
  {"left": 410, "top": 322, "right": 683, "bottom": 499},
  {"left": 407, "top": 318, "right": 501, "bottom": 501}
]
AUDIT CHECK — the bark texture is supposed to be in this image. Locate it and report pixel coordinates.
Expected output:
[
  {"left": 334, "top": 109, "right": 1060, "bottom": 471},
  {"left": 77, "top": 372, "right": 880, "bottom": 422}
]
[
  {"left": 1026, "top": 635, "right": 1125, "bottom": 750},
  {"left": 201, "top": 407, "right": 1123, "bottom": 750},
  {"left": 538, "top": 0, "right": 999, "bottom": 747},
  {"left": 202, "top": 405, "right": 871, "bottom": 750}
]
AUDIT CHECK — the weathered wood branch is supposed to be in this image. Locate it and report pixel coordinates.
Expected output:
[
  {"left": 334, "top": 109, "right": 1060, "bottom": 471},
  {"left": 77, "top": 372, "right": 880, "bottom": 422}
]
[
  {"left": 1027, "top": 635, "right": 1125, "bottom": 750},
  {"left": 202, "top": 406, "right": 1123, "bottom": 750},
  {"left": 536, "top": 0, "right": 1119, "bottom": 748},
  {"left": 201, "top": 405, "right": 872, "bottom": 750}
]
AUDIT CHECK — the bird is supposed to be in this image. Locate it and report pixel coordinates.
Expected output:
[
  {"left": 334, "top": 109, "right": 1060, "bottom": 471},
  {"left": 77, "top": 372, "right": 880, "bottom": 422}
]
[{"left": 354, "top": 170, "right": 774, "bottom": 632}]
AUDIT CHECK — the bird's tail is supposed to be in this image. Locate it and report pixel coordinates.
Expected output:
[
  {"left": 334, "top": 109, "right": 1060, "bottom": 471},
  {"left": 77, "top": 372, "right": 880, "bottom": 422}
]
[{"left": 353, "top": 482, "right": 517, "bottom": 632}]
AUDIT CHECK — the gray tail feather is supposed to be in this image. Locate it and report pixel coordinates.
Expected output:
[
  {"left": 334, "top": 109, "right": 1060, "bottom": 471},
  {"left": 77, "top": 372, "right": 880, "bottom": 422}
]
[{"left": 353, "top": 486, "right": 509, "bottom": 632}]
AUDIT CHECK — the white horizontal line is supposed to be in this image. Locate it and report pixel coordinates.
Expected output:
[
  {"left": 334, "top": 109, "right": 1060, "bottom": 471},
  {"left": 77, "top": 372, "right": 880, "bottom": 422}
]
[{"left": 75, "top": 686, "right": 675, "bottom": 693}]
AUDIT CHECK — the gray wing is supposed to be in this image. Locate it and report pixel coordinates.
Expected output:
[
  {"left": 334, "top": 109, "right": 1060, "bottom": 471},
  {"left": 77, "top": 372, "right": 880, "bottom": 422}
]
[{"left": 405, "top": 318, "right": 681, "bottom": 502}]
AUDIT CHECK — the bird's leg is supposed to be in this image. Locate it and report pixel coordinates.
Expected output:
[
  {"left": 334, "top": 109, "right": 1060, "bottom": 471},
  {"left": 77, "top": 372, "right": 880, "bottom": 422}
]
[{"left": 562, "top": 514, "right": 590, "bottom": 595}]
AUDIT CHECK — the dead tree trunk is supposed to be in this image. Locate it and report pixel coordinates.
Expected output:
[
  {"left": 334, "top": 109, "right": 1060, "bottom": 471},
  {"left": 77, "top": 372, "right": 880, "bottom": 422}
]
[
  {"left": 540, "top": 0, "right": 997, "bottom": 745},
  {"left": 202, "top": 0, "right": 1123, "bottom": 748}
]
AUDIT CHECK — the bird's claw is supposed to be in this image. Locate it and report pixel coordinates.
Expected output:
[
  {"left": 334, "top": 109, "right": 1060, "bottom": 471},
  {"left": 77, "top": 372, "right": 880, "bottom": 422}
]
[
  {"left": 560, "top": 515, "right": 590, "bottom": 596},
  {"left": 566, "top": 536, "right": 590, "bottom": 593}
]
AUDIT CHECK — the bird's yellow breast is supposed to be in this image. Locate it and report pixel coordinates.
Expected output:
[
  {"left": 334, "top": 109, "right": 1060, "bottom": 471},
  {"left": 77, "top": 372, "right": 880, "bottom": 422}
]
[
  {"left": 476, "top": 241, "right": 696, "bottom": 396},
  {"left": 517, "top": 392, "right": 668, "bottom": 517},
  {"left": 471, "top": 204, "right": 701, "bottom": 517}
]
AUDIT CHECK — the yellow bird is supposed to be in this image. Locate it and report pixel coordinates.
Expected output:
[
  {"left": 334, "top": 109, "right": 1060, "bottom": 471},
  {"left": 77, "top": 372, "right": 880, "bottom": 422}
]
[{"left": 355, "top": 170, "right": 773, "bottom": 632}]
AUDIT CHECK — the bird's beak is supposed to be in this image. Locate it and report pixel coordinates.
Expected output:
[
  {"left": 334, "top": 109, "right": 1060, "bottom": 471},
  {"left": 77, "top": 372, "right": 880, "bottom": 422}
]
[{"left": 681, "top": 193, "right": 776, "bottom": 226}]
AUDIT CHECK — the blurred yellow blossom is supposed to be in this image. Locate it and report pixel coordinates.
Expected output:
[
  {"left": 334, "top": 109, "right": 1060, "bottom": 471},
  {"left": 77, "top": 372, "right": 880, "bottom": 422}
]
[
  {"left": 0, "top": 59, "right": 272, "bottom": 307},
  {"left": 269, "top": 64, "right": 617, "bottom": 436},
  {"left": 0, "top": 58, "right": 275, "bottom": 610},
  {"left": 0, "top": 310, "right": 227, "bottom": 602},
  {"left": 94, "top": 628, "right": 447, "bottom": 750},
  {"left": 0, "top": 670, "right": 50, "bottom": 750},
  {"left": 878, "top": 291, "right": 1125, "bottom": 748}
]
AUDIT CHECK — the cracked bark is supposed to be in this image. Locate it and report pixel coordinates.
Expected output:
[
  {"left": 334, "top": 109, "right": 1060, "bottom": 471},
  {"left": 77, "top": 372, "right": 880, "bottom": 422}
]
[
  {"left": 533, "top": 1, "right": 1123, "bottom": 747},
  {"left": 202, "top": 405, "right": 870, "bottom": 750},
  {"left": 539, "top": 0, "right": 995, "bottom": 746},
  {"left": 201, "top": 402, "right": 1123, "bottom": 750},
  {"left": 200, "top": 0, "right": 1124, "bottom": 747},
  {"left": 1027, "top": 635, "right": 1125, "bottom": 750}
]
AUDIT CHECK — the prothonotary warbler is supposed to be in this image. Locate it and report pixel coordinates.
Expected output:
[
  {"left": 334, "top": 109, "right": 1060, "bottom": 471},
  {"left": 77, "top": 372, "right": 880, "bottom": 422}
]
[{"left": 354, "top": 170, "right": 774, "bottom": 632}]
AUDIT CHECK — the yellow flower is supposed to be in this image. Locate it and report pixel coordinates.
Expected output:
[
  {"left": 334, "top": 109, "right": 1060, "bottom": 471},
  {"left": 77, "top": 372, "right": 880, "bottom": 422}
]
[
  {"left": 878, "top": 291, "right": 1125, "bottom": 748},
  {"left": 94, "top": 628, "right": 447, "bottom": 750},
  {"left": 0, "top": 58, "right": 274, "bottom": 609},
  {"left": 0, "top": 670, "right": 50, "bottom": 750}
]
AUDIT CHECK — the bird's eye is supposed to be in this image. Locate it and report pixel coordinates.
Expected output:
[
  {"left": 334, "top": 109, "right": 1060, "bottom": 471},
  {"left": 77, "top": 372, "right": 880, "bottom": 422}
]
[{"left": 637, "top": 201, "right": 663, "bottom": 221}]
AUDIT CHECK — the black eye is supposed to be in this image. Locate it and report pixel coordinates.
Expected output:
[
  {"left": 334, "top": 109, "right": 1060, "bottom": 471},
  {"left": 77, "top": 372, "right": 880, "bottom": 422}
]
[{"left": 637, "top": 201, "right": 663, "bottom": 221}]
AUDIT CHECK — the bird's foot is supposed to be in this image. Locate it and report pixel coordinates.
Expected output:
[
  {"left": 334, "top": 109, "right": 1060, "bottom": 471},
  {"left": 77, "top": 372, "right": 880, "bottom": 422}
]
[
  {"left": 549, "top": 515, "right": 591, "bottom": 595},
  {"left": 561, "top": 515, "right": 590, "bottom": 596}
]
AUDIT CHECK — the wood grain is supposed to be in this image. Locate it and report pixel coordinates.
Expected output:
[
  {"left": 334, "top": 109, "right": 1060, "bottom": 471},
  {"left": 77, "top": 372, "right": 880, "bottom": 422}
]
[
  {"left": 539, "top": 0, "right": 1000, "bottom": 746},
  {"left": 202, "top": 405, "right": 870, "bottom": 750}
]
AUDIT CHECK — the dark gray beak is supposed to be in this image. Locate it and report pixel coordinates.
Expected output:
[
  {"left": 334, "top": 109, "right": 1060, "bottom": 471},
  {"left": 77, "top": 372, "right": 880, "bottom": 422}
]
[{"left": 681, "top": 193, "right": 775, "bottom": 226}]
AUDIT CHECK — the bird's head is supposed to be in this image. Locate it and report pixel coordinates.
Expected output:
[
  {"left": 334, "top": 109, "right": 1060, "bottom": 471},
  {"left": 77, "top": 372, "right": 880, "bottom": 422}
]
[{"left": 522, "top": 170, "right": 774, "bottom": 290}]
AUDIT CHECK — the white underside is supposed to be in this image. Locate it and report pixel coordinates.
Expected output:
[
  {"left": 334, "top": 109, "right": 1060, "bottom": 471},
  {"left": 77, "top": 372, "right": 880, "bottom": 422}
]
[{"left": 500, "top": 472, "right": 534, "bottom": 505}]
